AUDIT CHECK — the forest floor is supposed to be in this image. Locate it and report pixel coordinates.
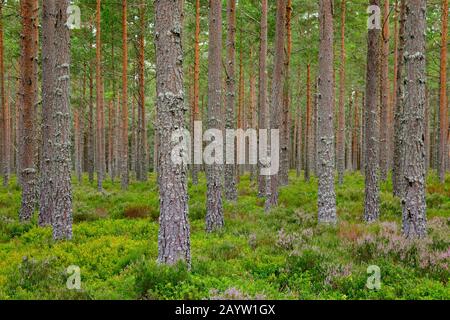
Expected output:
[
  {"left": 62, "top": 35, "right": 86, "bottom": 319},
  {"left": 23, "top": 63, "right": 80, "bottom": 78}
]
[{"left": 0, "top": 172, "right": 448, "bottom": 300}]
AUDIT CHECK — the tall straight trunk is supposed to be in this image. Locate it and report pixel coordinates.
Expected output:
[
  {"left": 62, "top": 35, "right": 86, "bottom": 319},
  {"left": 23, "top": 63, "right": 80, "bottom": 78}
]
[
  {"left": 110, "top": 30, "right": 117, "bottom": 183},
  {"left": 155, "top": 0, "right": 191, "bottom": 266},
  {"left": 130, "top": 99, "right": 135, "bottom": 175},
  {"left": 402, "top": 0, "right": 427, "bottom": 238},
  {"left": 305, "top": 64, "right": 312, "bottom": 182},
  {"left": 317, "top": 0, "right": 336, "bottom": 223},
  {"left": 280, "top": 0, "right": 292, "bottom": 186},
  {"left": 121, "top": 0, "right": 129, "bottom": 189},
  {"left": 337, "top": 0, "right": 346, "bottom": 185},
  {"left": 19, "top": 0, "right": 38, "bottom": 222},
  {"left": 391, "top": 0, "right": 399, "bottom": 168},
  {"left": 393, "top": 0, "right": 406, "bottom": 196},
  {"left": 313, "top": 77, "right": 319, "bottom": 176},
  {"left": 74, "top": 109, "right": 82, "bottom": 182},
  {"left": 265, "top": 0, "right": 286, "bottom": 210},
  {"left": 352, "top": 91, "right": 360, "bottom": 171},
  {"left": 258, "top": 0, "right": 269, "bottom": 198},
  {"left": 438, "top": 0, "right": 448, "bottom": 182},
  {"left": 41, "top": 0, "right": 72, "bottom": 239},
  {"left": 15, "top": 77, "right": 21, "bottom": 181},
  {"left": 137, "top": 1, "right": 147, "bottom": 181},
  {"left": 0, "top": 3, "right": 9, "bottom": 187},
  {"left": 107, "top": 100, "right": 113, "bottom": 179},
  {"left": 364, "top": 0, "right": 381, "bottom": 222},
  {"left": 205, "top": 0, "right": 224, "bottom": 232},
  {"left": 249, "top": 50, "right": 257, "bottom": 181},
  {"left": 296, "top": 98, "right": 302, "bottom": 177},
  {"left": 192, "top": 0, "right": 201, "bottom": 185},
  {"left": 224, "top": 0, "right": 237, "bottom": 201},
  {"left": 96, "top": 0, "right": 105, "bottom": 192},
  {"left": 346, "top": 93, "right": 353, "bottom": 171},
  {"left": 379, "top": 0, "right": 390, "bottom": 181},
  {"left": 88, "top": 66, "right": 95, "bottom": 184},
  {"left": 237, "top": 46, "right": 244, "bottom": 179},
  {"left": 425, "top": 88, "right": 430, "bottom": 174}
]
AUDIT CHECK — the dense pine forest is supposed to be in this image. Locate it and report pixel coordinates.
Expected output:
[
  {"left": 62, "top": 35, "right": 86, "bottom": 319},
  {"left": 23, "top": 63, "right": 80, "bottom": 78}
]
[{"left": 0, "top": 0, "right": 448, "bottom": 300}]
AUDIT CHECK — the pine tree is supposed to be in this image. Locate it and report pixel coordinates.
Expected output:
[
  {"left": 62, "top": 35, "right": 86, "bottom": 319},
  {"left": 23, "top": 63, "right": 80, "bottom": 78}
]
[
  {"left": 317, "top": 0, "right": 336, "bottom": 223},
  {"left": 438, "top": 0, "right": 448, "bottom": 183},
  {"left": 401, "top": 0, "right": 427, "bottom": 238},
  {"left": 337, "top": 0, "right": 346, "bottom": 185},
  {"left": 121, "top": 0, "right": 129, "bottom": 190}
]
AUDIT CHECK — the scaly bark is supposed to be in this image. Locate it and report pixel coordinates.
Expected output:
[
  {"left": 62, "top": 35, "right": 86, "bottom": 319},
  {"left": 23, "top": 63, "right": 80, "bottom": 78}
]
[
  {"left": 0, "top": 3, "right": 9, "bottom": 187},
  {"left": 364, "top": 0, "right": 381, "bottom": 222},
  {"left": 205, "top": 0, "right": 224, "bottom": 232},
  {"left": 155, "top": 0, "right": 191, "bottom": 266},
  {"left": 258, "top": 0, "right": 269, "bottom": 198},
  {"left": 41, "top": 0, "right": 73, "bottom": 239},
  {"left": 192, "top": 0, "right": 201, "bottom": 185},
  {"left": 337, "top": 0, "right": 346, "bottom": 185},
  {"left": 393, "top": 0, "right": 406, "bottom": 196},
  {"left": 224, "top": 0, "right": 237, "bottom": 201},
  {"left": 265, "top": 0, "right": 286, "bottom": 211},
  {"left": 317, "top": 0, "right": 337, "bottom": 223},
  {"left": 401, "top": 0, "right": 427, "bottom": 238},
  {"left": 438, "top": 0, "right": 448, "bottom": 183},
  {"left": 379, "top": 0, "right": 390, "bottom": 180},
  {"left": 280, "top": 0, "right": 292, "bottom": 186},
  {"left": 19, "top": 0, "right": 39, "bottom": 222}
]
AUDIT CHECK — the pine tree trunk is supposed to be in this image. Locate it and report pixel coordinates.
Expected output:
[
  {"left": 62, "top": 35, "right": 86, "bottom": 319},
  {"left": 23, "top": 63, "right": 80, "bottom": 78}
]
[
  {"left": 155, "top": 0, "right": 191, "bottom": 266},
  {"left": 88, "top": 65, "right": 95, "bottom": 184},
  {"left": 96, "top": 0, "right": 105, "bottom": 192},
  {"left": 305, "top": 64, "right": 312, "bottom": 182},
  {"left": 280, "top": 0, "right": 292, "bottom": 186},
  {"left": 121, "top": 0, "right": 129, "bottom": 189},
  {"left": 19, "top": 0, "right": 38, "bottom": 222},
  {"left": 0, "top": 3, "right": 9, "bottom": 187},
  {"left": 317, "top": 0, "right": 336, "bottom": 223},
  {"left": 205, "top": 0, "right": 224, "bottom": 232},
  {"left": 438, "top": 0, "right": 448, "bottom": 183},
  {"left": 352, "top": 91, "right": 360, "bottom": 171},
  {"left": 393, "top": 0, "right": 406, "bottom": 196},
  {"left": 41, "top": 0, "right": 72, "bottom": 239},
  {"left": 402, "top": 0, "right": 427, "bottom": 238},
  {"left": 364, "top": 0, "right": 381, "bottom": 222},
  {"left": 249, "top": 51, "right": 257, "bottom": 181},
  {"left": 337, "top": 0, "right": 346, "bottom": 185},
  {"left": 137, "top": 1, "right": 147, "bottom": 182},
  {"left": 265, "top": 0, "right": 286, "bottom": 211},
  {"left": 346, "top": 93, "right": 353, "bottom": 171},
  {"left": 224, "top": 0, "right": 237, "bottom": 201},
  {"left": 379, "top": 0, "right": 390, "bottom": 181},
  {"left": 191, "top": 0, "right": 201, "bottom": 185},
  {"left": 74, "top": 109, "right": 82, "bottom": 182},
  {"left": 257, "top": 0, "right": 269, "bottom": 197}
]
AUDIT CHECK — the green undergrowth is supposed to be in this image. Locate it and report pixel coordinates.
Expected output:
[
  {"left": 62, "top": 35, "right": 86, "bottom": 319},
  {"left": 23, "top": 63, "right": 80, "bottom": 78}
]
[{"left": 0, "top": 172, "right": 448, "bottom": 300}]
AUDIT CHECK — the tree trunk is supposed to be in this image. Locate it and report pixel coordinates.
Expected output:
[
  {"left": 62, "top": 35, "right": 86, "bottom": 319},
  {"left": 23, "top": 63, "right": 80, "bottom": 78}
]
[
  {"left": 364, "top": 0, "right": 381, "bottom": 222},
  {"left": 258, "top": 0, "right": 269, "bottom": 198},
  {"left": 136, "top": 1, "right": 147, "bottom": 182},
  {"left": 265, "top": 0, "right": 286, "bottom": 211},
  {"left": 393, "top": 0, "right": 406, "bottom": 196},
  {"left": 192, "top": 0, "right": 201, "bottom": 185},
  {"left": 305, "top": 64, "right": 312, "bottom": 182},
  {"left": 19, "top": 0, "right": 39, "bottom": 222},
  {"left": 0, "top": 3, "right": 9, "bottom": 187},
  {"left": 205, "top": 0, "right": 224, "bottom": 232},
  {"left": 337, "top": 0, "right": 346, "bottom": 185},
  {"left": 317, "top": 0, "right": 336, "bottom": 223},
  {"left": 379, "top": 0, "right": 390, "bottom": 181},
  {"left": 280, "top": 0, "right": 292, "bottom": 186},
  {"left": 352, "top": 91, "right": 360, "bottom": 171},
  {"left": 121, "top": 0, "right": 129, "bottom": 189},
  {"left": 41, "top": 0, "right": 72, "bottom": 239},
  {"left": 224, "top": 0, "right": 237, "bottom": 201},
  {"left": 401, "top": 0, "right": 427, "bottom": 238},
  {"left": 88, "top": 65, "right": 95, "bottom": 184},
  {"left": 96, "top": 0, "right": 105, "bottom": 192},
  {"left": 438, "top": 0, "right": 448, "bottom": 183},
  {"left": 155, "top": 0, "right": 191, "bottom": 266}
]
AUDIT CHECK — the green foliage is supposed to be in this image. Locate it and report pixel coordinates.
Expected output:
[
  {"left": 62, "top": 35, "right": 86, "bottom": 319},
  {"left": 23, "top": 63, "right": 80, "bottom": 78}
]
[{"left": 0, "top": 172, "right": 449, "bottom": 300}]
